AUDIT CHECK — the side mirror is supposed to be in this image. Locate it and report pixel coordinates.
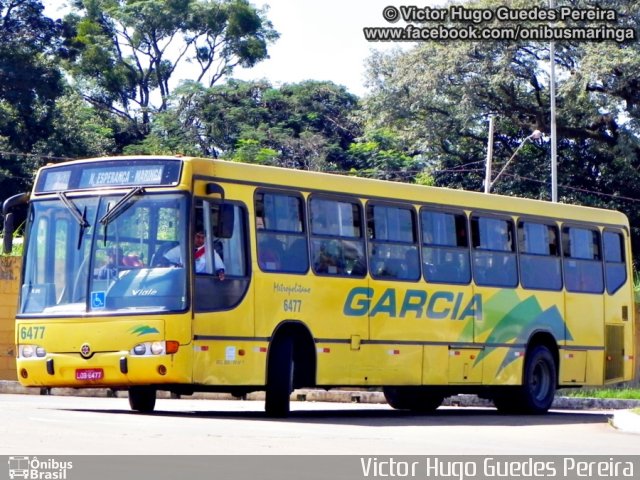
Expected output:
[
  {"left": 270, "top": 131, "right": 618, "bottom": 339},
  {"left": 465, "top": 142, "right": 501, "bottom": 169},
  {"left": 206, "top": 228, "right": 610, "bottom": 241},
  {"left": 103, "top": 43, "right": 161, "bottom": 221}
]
[
  {"left": 215, "top": 204, "right": 235, "bottom": 239},
  {"left": 3, "top": 212, "right": 14, "bottom": 254}
]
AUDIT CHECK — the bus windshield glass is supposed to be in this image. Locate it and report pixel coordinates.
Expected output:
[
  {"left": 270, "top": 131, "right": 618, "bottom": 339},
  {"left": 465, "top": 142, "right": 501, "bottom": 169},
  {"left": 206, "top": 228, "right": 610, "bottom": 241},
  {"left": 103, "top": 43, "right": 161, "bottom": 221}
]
[{"left": 20, "top": 192, "right": 188, "bottom": 315}]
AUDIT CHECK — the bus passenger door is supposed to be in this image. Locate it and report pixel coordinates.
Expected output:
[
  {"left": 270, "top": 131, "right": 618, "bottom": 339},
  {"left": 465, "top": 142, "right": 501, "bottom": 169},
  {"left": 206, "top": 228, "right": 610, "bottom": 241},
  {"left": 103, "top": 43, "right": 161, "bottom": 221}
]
[
  {"left": 601, "top": 230, "right": 633, "bottom": 384},
  {"left": 562, "top": 226, "right": 605, "bottom": 386},
  {"left": 191, "top": 191, "right": 256, "bottom": 386}
]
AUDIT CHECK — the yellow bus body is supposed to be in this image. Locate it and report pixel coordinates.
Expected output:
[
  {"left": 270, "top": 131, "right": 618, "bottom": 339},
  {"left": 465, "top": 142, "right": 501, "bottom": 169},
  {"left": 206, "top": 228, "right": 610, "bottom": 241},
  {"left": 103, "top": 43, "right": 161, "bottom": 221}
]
[{"left": 13, "top": 156, "right": 636, "bottom": 414}]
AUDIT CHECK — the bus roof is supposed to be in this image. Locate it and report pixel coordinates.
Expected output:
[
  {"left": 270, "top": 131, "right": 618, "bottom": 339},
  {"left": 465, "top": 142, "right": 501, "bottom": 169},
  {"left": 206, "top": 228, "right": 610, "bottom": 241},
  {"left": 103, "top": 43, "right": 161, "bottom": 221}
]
[{"left": 37, "top": 155, "right": 629, "bottom": 228}]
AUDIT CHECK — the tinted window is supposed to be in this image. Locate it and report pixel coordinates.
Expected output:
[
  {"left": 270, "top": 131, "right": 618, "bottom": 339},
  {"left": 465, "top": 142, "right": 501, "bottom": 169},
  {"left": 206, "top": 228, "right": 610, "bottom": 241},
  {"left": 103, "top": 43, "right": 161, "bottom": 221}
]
[
  {"left": 310, "top": 197, "right": 365, "bottom": 277},
  {"left": 471, "top": 216, "right": 517, "bottom": 287},
  {"left": 421, "top": 210, "right": 470, "bottom": 284},
  {"left": 369, "top": 204, "right": 419, "bottom": 281},
  {"left": 518, "top": 221, "right": 562, "bottom": 291},
  {"left": 255, "top": 192, "right": 308, "bottom": 273},
  {"left": 563, "top": 226, "right": 603, "bottom": 293},
  {"left": 603, "top": 231, "right": 626, "bottom": 294}
]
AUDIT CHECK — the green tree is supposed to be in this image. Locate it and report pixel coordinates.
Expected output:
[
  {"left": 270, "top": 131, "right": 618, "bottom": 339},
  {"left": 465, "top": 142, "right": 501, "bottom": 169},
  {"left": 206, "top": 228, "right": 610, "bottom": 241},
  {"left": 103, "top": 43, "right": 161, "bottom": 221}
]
[
  {"left": 0, "top": 0, "right": 65, "bottom": 198},
  {"left": 363, "top": 0, "right": 640, "bottom": 263},
  {"left": 345, "top": 128, "right": 423, "bottom": 181},
  {"left": 63, "top": 0, "right": 278, "bottom": 141},
  {"left": 133, "top": 79, "right": 361, "bottom": 170}
]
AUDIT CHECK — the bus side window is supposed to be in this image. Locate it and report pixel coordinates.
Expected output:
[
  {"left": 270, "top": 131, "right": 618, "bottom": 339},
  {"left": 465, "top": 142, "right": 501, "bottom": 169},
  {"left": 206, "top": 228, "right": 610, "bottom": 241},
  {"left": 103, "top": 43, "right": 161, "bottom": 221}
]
[
  {"left": 563, "top": 226, "right": 603, "bottom": 293},
  {"left": 255, "top": 192, "right": 308, "bottom": 273},
  {"left": 603, "top": 231, "right": 626, "bottom": 294},
  {"left": 471, "top": 216, "right": 517, "bottom": 287},
  {"left": 421, "top": 209, "right": 470, "bottom": 284},
  {"left": 368, "top": 203, "right": 419, "bottom": 281},
  {"left": 310, "top": 196, "right": 366, "bottom": 277},
  {"left": 518, "top": 221, "right": 562, "bottom": 291}
]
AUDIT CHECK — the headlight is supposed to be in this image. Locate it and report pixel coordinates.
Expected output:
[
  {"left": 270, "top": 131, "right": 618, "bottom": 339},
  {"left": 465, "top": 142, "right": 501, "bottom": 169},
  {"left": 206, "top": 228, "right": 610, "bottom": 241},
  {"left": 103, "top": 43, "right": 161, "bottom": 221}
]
[
  {"left": 19, "top": 345, "right": 46, "bottom": 358},
  {"left": 130, "top": 341, "right": 179, "bottom": 356},
  {"left": 132, "top": 343, "right": 147, "bottom": 355},
  {"left": 131, "top": 341, "right": 165, "bottom": 356},
  {"left": 150, "top": 342, "right": 165, "bottom": 355},
  {"left": 21, "top": 345, "right": 34, "bottom": 358}
]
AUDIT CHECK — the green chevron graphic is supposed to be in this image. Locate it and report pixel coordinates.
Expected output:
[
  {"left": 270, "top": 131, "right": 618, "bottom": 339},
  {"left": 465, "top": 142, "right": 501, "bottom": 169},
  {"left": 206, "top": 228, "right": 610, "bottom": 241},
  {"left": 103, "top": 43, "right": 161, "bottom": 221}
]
[
  {"left": 130, "top": 325, "right": 160, "bottom": 336},
  {"left": 462, "top": 290, "right": 572, "bottom": 375}
]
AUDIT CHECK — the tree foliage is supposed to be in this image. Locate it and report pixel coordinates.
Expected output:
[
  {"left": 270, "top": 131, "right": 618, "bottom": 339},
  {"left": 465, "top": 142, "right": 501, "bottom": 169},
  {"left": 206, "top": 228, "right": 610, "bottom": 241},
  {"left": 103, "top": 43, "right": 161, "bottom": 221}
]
[
  {"left": 363, "top": 0, "right": 640, "bottom": 262},
  {"left": 64, "top": 0, "right": 278, "bottom": 139},
  {"left": 0, "top": 0, "right": 65, "bottom": 197},
  {"left": 131, "top": 79, "right": 362, "bottom": 171}
]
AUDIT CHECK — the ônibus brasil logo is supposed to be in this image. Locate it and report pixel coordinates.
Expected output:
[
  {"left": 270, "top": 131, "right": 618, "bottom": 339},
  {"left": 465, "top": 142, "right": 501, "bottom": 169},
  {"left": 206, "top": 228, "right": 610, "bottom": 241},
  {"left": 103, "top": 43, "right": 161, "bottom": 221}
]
[{"left": 8, "top": 456, "right": 73, "bottom": 480}]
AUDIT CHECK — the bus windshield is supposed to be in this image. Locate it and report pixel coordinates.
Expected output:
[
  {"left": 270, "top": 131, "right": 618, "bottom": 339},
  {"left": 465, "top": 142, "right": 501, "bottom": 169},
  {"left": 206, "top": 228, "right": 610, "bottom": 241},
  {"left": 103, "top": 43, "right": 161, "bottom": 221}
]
[{"left": 20, "top": 192, "right": 188, "bottom": 315}]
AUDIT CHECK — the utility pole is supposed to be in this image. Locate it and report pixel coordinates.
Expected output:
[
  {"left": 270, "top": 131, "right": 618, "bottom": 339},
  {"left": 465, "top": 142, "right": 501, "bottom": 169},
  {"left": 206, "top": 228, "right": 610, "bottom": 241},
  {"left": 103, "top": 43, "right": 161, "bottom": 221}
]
[
  {"left": 550, "top": 0, "right": 558, "bottom": 202},
  {"left": 484, "top": 116, "right": 495, "bottom": 194}
]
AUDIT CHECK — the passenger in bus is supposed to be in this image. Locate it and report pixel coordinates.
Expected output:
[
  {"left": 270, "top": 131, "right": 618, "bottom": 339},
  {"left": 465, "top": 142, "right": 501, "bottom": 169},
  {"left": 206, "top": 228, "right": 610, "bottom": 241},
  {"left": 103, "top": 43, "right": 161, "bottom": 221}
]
[
  {"left": 97, "top": 247, "right": 142, "bottom": 279},
  {"left": 98, "top": 248, "right": 125, "bottom": 279},
  {"left": 258, "top": 235, "right": 283, "bottom": 270},
  {"left": 314, "top": 240, "right": 342, "bottom": 274},
  {"left": 164, "top": 231, "right": 225, "bottom": 279}
]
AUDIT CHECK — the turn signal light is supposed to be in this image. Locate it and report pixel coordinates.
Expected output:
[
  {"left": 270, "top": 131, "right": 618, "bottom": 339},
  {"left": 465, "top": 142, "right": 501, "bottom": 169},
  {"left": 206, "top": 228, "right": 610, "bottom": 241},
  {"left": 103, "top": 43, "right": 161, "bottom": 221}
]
[{"left": 166, "top": 341, "right": 179, "bottom": 354}]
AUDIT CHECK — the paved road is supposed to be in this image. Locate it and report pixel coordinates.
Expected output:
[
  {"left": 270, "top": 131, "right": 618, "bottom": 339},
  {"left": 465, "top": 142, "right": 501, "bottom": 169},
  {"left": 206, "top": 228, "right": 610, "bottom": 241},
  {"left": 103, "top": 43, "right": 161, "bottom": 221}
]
[{"left": 0, "top": 394, "right": 637, "bottom": 455}]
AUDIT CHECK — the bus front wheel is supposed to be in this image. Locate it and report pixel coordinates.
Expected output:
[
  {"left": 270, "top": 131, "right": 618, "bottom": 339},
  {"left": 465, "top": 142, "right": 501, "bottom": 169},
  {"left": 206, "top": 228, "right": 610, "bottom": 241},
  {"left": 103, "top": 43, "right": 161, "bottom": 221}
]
[
  {"left": 129, "top": 386, "right": 157, "bottom": 413},
  {"left": 383, "top": 386, "right": 444, "bottom": 412},
  {"left": 265, "top": 336, "right": 294, "bottom": 417}
]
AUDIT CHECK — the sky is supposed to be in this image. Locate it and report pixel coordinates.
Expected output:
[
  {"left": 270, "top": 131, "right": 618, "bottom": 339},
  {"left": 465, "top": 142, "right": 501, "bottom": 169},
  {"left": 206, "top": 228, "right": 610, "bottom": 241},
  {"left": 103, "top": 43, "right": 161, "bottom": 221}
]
[{"left": 43, "top": 0, "right": 442, "bottom": 97}]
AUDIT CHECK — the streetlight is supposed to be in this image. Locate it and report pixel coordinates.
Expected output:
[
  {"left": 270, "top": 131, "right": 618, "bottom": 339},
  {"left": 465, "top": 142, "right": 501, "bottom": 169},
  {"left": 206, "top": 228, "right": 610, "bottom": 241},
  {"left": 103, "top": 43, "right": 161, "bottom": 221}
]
[{"left": 485, "top": 129, "right": 542, "bottom": 193}]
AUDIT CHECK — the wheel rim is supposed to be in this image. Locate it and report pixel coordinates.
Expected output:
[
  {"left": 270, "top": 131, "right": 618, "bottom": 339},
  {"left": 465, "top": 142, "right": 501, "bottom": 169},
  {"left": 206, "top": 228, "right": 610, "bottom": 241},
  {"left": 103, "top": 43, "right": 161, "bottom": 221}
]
[{"left": 531, "top": 359, "right": 551, "bottom": 402}]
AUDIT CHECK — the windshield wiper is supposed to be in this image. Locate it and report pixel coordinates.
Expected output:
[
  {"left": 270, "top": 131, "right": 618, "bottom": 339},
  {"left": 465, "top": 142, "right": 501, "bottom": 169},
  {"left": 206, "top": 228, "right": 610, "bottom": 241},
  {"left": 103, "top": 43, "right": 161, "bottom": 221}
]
[
  {"left": 99, "top": 187, "right": 145, "bottom": 226},
  {"left": 58, "top": 192, "right": 89, "bottom": 228},
  {"left": 57, "top": 192, "right": 90, "bottom": 249}
]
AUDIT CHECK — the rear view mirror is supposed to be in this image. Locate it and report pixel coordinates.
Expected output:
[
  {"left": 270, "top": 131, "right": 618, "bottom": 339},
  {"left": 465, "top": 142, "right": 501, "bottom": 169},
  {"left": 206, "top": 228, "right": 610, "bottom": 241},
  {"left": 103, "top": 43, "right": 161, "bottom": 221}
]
[{"left": 3, "top": 212, "right": 13, "bottom": 254}]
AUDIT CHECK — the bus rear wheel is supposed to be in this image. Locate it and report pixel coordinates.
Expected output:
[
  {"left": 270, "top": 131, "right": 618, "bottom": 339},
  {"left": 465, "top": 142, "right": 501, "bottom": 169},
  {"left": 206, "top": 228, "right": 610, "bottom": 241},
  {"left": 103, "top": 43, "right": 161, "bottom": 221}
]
[
  {"left": 265, "top": 336, "right": 294, "bottom": 417},
  {"left": 494, "top": 345, "right": 557, "bottom": 414},
  {"left": 383, "top": 387, "right": 444, "bottom": 412},
  {"left": 129, "top": 386, "right": 157, "bottom": 413}
]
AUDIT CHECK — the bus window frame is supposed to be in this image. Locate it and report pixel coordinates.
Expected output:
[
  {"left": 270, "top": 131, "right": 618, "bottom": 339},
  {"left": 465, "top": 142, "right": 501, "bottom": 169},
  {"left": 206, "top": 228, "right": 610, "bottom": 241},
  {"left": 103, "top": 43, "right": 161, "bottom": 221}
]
[
  {"left": 602, "top": 228, "right": 628, "bottom": 295},
  {"left": 193, "top": 197, "right": 252, "bottom": 313},
  {"left": 561, "top": 223, "right": 605, "bottom": 294},
  {"left": 470, "top": 213, "right": 519, "bottom": 288},
  {"left": 516, "top": 218, "right": 563, "bottom": 292},
  {"left": 308, "top": 193, "right": 366, "bottom": 278},
  {"left": 366, "top": 200, "right": 420, "bottom": 283},
  {"left": 254, "top": 189, "right": 309, "bottom": 275},
  {"left": 420, "top": 206, "right": 472, "bottom": 286}
]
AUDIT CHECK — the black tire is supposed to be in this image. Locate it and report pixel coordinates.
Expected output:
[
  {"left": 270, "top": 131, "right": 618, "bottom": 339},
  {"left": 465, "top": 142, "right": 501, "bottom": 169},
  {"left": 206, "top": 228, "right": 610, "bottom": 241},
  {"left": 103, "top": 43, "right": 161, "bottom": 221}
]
[
  {"left": 128, "top": 386, "right": 157, "bottom": 413},
  {"left": 494, "top": 345, "right": 556, "bottom": 415},
  {"left": 383, "top": 386, "right": 444, "bottom": 412},
  {"left": 265, "top": 336, "right": 294, "bottom": 417}
]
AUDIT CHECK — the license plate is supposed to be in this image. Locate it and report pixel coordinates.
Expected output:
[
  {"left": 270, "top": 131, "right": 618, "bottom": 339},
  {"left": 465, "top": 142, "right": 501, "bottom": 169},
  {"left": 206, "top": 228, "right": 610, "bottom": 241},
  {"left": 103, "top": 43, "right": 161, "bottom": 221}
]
[{"left": 75, "top": 368, "right": 104, "bottom": 381}]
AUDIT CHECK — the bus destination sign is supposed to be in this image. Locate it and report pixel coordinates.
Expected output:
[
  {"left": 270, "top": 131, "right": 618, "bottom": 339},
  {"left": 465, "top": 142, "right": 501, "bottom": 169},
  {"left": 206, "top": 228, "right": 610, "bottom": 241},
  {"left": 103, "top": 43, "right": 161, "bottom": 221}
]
[
  {"left": 81, "top": 166, "right": 164, "bottom": 187},
  {"left": 36, "top": 159, "right": 183, "bottom": 193}
]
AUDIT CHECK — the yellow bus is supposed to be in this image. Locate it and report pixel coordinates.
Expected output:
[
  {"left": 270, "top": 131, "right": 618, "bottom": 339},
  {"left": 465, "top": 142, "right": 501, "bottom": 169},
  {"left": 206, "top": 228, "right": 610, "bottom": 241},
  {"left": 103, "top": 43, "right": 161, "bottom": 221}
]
[{"left": 3, "top": 155, "right": 635, "bottom": 416}]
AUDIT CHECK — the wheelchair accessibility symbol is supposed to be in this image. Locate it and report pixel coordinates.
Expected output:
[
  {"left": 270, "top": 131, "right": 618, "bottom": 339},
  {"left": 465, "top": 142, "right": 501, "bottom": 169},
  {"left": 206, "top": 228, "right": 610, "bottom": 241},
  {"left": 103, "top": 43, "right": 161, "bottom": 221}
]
[{"left": 91, "top": 291, "right": 106, "bottom": 308}]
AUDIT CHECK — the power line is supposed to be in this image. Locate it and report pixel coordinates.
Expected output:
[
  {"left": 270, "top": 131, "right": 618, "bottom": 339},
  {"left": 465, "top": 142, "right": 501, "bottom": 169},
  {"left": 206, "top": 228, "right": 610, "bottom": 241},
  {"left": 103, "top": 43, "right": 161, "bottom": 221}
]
[{"left": 0, "top": 149, "right": 638, "bottom": 204}]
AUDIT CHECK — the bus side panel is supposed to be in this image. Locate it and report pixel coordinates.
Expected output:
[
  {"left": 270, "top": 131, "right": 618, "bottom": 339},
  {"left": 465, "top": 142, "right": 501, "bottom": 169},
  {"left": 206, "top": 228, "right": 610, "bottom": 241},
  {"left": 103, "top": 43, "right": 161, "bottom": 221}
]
[
  {"left": 192, "top": 297, "right": 258, "bottom": 385},
  {"left": 256, "top": 274, "right": 369, "bottom": 386},
  {"left": 473, "top": 287, "right": 564, "bottom": 386},
  {"left": 192, "top": 340, "right": 268, "bottom": 386},
  {"left": 369, "top": 281, "right": 475, "bottom": 386}
]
